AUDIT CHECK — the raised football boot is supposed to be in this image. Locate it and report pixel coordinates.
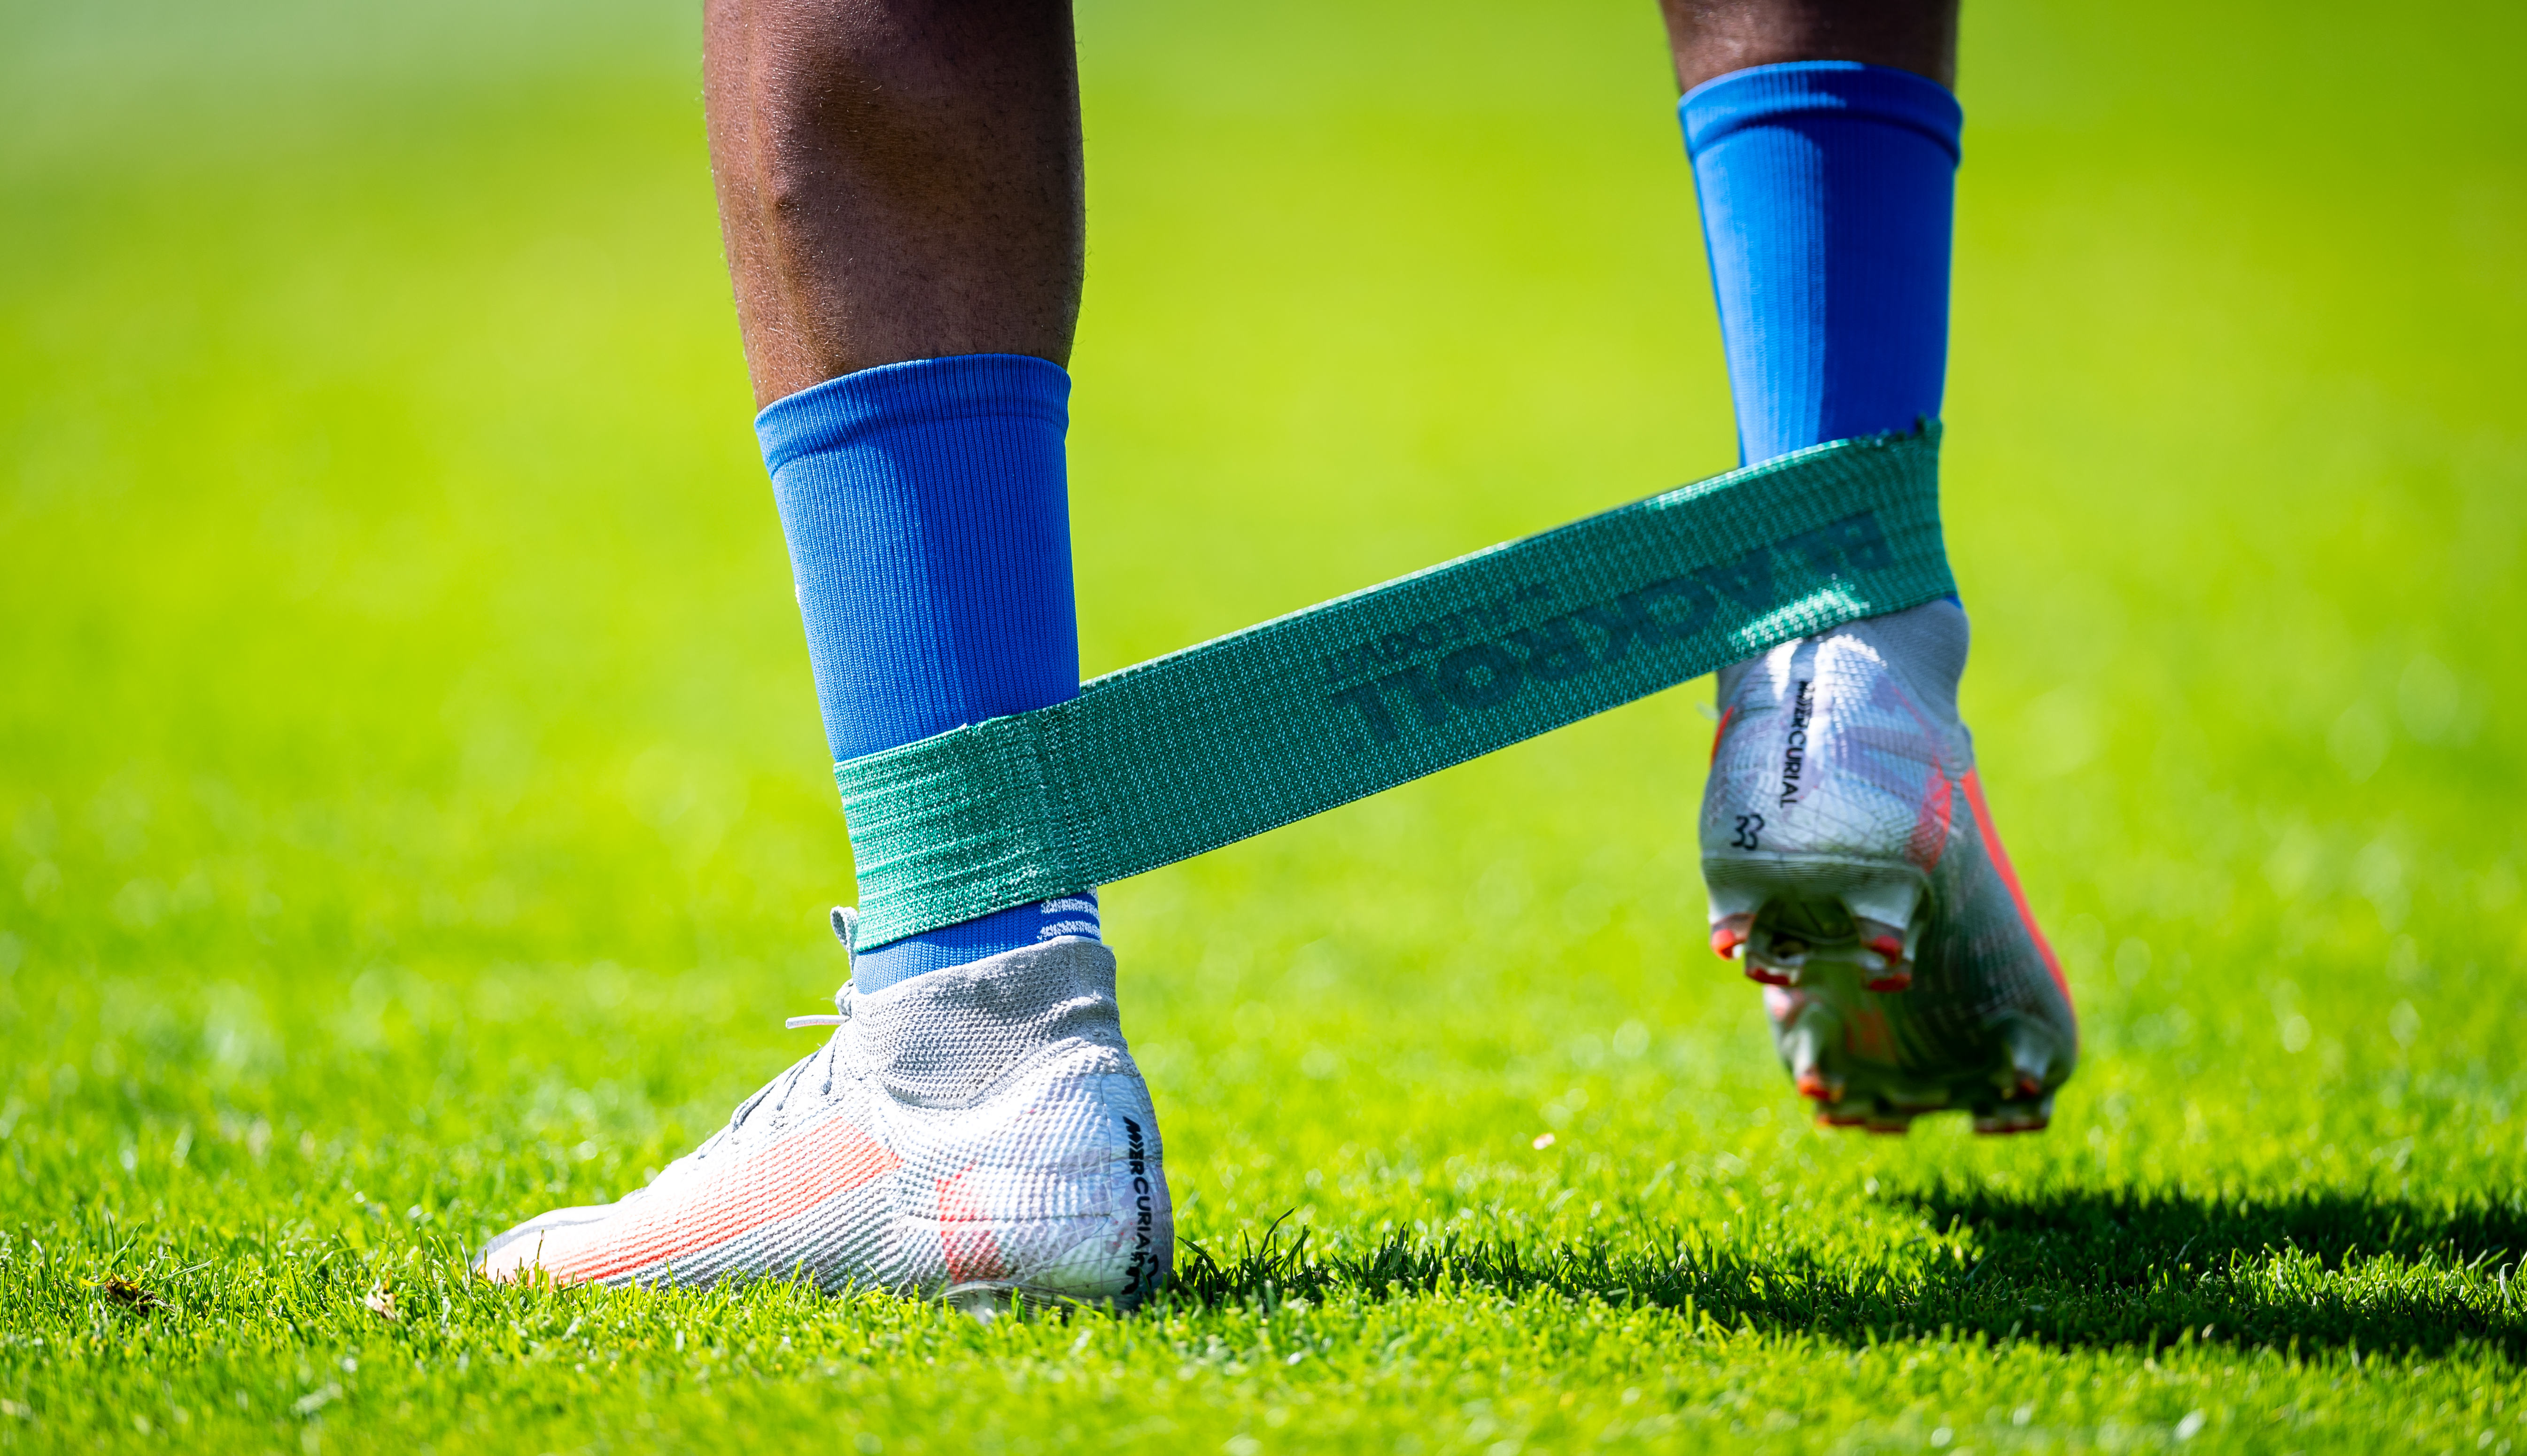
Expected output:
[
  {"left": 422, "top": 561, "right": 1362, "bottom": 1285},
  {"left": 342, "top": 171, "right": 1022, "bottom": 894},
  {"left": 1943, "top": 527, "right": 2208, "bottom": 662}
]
[
  {"left": 477, "top": 914, "right": 1171, "bottom": 1307},
  {"left": 1700, "top": 598, "right": 2077, "bottom": 1134}
]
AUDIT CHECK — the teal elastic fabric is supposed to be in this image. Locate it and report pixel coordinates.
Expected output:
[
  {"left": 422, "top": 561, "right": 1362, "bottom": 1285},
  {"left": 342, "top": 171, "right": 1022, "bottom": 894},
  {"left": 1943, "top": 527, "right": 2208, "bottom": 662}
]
[{"left": 837, "top": 426, "right": 1952, "bottom": 949}]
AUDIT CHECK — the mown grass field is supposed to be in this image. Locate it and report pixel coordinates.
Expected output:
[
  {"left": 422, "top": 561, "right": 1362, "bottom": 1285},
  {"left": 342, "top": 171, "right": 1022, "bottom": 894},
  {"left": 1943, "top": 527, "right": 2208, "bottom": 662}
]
[{"left": 4, "top": 0, "right": 2525, "bottom": 1450}]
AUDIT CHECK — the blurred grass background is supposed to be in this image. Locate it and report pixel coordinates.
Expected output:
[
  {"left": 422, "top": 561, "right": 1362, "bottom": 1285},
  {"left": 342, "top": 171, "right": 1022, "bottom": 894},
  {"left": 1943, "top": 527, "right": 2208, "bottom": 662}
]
[{"left": 2, "top": 0, "right": 2524, "bottom": 1450}]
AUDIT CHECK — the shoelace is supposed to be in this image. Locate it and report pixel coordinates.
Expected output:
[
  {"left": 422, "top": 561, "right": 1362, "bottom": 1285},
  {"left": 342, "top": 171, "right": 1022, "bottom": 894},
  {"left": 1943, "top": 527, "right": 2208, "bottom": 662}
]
[
  {"left": 681, "top": 983, "right": 855, "bottom": 1162},
  {"left": 660, "top": 911, "right": 868, "bottom": 1169},
  {"left": 786, "top": 977, "right": 853, "bottom": 1031},
  {"left": 788, "top": 910, "right": 862, "bottom": 1032}
]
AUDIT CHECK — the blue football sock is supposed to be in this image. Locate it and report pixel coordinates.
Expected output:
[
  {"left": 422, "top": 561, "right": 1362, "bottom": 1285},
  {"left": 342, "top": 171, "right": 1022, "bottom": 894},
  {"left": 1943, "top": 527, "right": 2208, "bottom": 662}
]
[
  {"left": 757, "top": 354, "right": 1101, "bottom": 992},
  {"left": 1681, "top": 61, "right": 1963, "bottom": 466}
]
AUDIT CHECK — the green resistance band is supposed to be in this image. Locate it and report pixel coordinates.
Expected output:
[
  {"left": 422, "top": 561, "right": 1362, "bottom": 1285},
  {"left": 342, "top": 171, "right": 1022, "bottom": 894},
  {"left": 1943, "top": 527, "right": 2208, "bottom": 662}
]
[{"left": 837, "top": 423, "right": 1952, "bottom": 949}]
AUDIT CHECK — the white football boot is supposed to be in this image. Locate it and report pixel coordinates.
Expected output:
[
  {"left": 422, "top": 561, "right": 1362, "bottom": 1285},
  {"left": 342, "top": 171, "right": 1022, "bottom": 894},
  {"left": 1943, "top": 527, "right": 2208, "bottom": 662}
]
[
  {"left": 477, "top": 913, "right": 1171, "bottom": 1306},
  {"left": 1701, "top": 598, "right": 2077, "bottom": 1134}
]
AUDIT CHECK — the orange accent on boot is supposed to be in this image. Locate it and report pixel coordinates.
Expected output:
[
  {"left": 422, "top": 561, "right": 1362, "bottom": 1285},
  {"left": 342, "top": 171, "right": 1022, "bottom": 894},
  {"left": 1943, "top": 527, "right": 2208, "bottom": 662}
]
[
  {"left": 938, "top": 1169, "right": 1008, "bottom": 1284},
  {"left": 533, "top": 1115, "right": 902, "bottom": 1286},
  {"left": 1844, "top": 1006, "right": 1895, "bottom": 1061},
  {"left": 1711, "top": 925, "right": 1746, "bottom": 959},
  {"left": 1961, "top": 768, "right": 2071, "bottom": 1007},
  {"left": 1709, "top": 705, "right": 1737, "bottom": 767},
  {"left": 1974, "top": 1117, "right": 2048, "bottom": 1137},
  {"left": 1906, "top": 769, "right": 1954, "bottom": 870}
]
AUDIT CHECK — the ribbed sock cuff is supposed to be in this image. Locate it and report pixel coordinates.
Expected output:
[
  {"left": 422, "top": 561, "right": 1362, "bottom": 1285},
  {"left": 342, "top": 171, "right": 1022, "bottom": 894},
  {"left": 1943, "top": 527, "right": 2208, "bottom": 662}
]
[
  {"left": 1681, "top": 60, "right": 1962, "bottom": 163},
  {"left": 758, "top": 354, "right": 1093, "bottom": 982},
  {"left": 1680, "top": 62, "right": 1962, "bottom": 467},
  {"left": 756, "top": 353, "right": 1072, "bottom": 475},
  {"left": 758, "top": 353, "right": 1081, "bottom": 766}
]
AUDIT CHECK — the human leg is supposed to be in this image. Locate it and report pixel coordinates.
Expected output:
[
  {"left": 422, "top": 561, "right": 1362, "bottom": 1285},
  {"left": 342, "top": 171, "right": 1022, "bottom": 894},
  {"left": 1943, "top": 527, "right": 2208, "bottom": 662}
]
[
  {"left": 1658, "top": 0, "right": 1955, "bottom": 94},
  {"left": 705, "top": 0, "right": 1084, "bottom": 402},
  {"left": 714, "top": 0, "right": 1101, "bottom": 989},
  {"left": 1659, "top": 0, "right": 2078, "bottom": 1131},
  {"left": 477, "top": 0, "right": 1170, "bottom": 1302}
]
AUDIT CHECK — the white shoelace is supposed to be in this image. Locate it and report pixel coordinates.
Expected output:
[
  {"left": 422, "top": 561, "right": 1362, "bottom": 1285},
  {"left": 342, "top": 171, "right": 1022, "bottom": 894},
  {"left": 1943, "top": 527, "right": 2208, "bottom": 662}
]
[
  {"left": 678, "top": 984, "right": 857, "bottom": 1159},
  {"left": 784, "top": 982, "right": 854, "bottom": 1031},
  {"left": 783, "top": 910, "right": 863, "bottom": 1032}
]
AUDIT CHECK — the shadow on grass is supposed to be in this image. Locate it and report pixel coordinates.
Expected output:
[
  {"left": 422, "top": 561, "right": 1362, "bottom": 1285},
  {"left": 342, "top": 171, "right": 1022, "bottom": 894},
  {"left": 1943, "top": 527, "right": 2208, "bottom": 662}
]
[{"left": 1171, "top": 1188, "right": 2527, "bottom": 1356}]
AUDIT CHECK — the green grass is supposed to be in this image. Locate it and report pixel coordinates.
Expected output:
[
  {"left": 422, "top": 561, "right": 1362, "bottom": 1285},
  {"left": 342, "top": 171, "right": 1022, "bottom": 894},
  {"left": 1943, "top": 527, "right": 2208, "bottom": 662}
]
[{"left": 5, "top": 0, "right": 2527, "bottom": 1449}]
